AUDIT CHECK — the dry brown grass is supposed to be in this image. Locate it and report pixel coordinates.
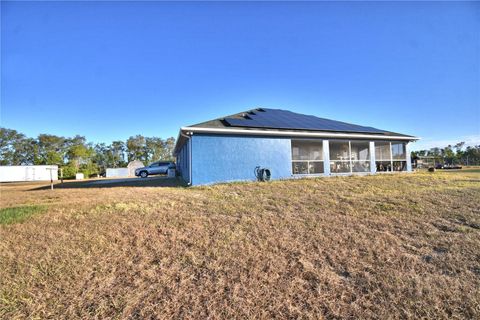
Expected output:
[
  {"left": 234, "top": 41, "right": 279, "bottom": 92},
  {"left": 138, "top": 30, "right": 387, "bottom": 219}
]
[{"left": 1, "top": 171, "right": 479, "bottom": 319}]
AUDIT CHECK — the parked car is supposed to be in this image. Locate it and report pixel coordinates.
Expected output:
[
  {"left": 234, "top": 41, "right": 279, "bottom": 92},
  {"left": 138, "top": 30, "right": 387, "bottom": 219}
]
[
  {"left": 443, "top": 164, "right": 463, "bottom": 170},
  {"left": 135, "top": 161, "right": 175, "bottom": 178}
]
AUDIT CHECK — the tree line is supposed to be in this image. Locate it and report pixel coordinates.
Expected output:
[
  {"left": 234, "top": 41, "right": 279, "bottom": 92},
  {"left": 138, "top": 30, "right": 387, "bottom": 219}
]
[
  {"left": 1, "top": 127, "right": 479, "bottom": 176},
  {"left": 411, "top": 142, "right": 480, "bottom": 166},
  {"left": 0, "top": 127, "right": 176, "bottom": 178}
]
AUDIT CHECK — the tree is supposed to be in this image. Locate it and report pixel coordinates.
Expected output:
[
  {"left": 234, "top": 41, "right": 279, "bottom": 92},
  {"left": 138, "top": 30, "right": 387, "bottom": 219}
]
[
  {"left": 443, "top": 145, "right": 455, "bottom": 165},
  {"left": 126, "top": 135, "right": 146, "bottom": 162},
  {"left": 12, "top": 138, "right": 37, "bottom": 165},
  {"left": 93, "top": 143, "right": 109, "bottom": 172},
  {"left": 464, "top": 145, "right": 480, "bottom": 165},
  {"left": 454, "top": 142, "right": 465, "bottom": 163},
  {"left": 111, "top": 140, "right": 126, "bottom": 167},
  {"left": 66, "top": 135, "right": 90, "bottom": 170},
  {"left": 0, "top": 127, "right": 177, "bottom": 173},
  {"left": 162, "top": 137, "right": 176, "bottom": 161},
  {"left": 0, "top": 128, "right": 24, "bottom": 165},
  {"left": 145, "top": 137, "right": 165, "bottom": 162},
  {"left": 454, "top": 142, "right": 465, "bottom": 152},
  {"left": 37, "top": 134, "right": 67, "bottom": 165}
]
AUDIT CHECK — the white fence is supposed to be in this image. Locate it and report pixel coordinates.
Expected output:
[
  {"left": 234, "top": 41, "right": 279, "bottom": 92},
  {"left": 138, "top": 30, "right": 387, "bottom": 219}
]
[
  {"left": 0, "top": 165, "right": 58, "bottom": 182},
  {"left": 106, "top": 168, "right": 129, "bottom": 178}
]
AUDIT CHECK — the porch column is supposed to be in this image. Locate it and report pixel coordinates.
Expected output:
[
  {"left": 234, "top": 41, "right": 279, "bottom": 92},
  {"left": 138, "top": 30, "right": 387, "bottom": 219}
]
[
  {"left": 406, "top": 142, "right": 412, "bottom": 172},
  {"left": 370, "top": 141, "right": 376, "bottom": 173},
  {"left": 323, "top": 140, "right": 330, "bottom": 175}
]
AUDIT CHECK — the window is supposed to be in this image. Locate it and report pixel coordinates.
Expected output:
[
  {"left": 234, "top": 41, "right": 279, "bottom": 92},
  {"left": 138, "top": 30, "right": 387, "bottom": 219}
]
[
  {"left": 374, "top": 141, "right": 407, "bottom": 172},
  {"left": 375, "top": 141, "right": 391, "bottom": 172},
  {"left": 391, "top": 142, "right": 407, "bottom": 171},
  {"left": 375, "top": 142, "right": 390, "bottom": 161},
  {"left": 329, "top": 141, "right": 351, "bottom": 173},
  {"left": 329, "top": 140, "right": 372, "bottom": 174},
  {"left": 393, "top": 161, "right": 407, "bottom": 171},
  {"left": 291, "top": 140, "right": 324, "bottom": 174},
  {"left": 350, "top": 141, "right": 371, "bottom": 173},
  {"left": 392, "top": 143, "right": 406, "bottom": 160}
]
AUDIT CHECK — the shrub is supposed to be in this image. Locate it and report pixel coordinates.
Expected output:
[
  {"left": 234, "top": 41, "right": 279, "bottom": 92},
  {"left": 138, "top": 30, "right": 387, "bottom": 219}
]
[
  {"left": 80, "top": 162, "right": 99, "bottom": 178},
  {"left": 61, "top": 165, "right": 77, "bottom": 179}
]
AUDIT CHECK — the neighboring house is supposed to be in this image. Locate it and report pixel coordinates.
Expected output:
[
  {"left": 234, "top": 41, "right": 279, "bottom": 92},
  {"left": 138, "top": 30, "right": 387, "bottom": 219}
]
[
  {"left": 174, "top": 108, "right": 419, "bottom": 186},
  {"left": 106, "top": 168, "right": 129, "bottom": 178},
  {"left": 0, "top": 165, "right": 58, "bottom": 182},
  {"left": 106, "top": 160, "right": 145, "bottom": 178},
  {"left": 127, "top": 160, "right": 144, "bottom": 177},
  {"left": 413, "top": 156, "right": 438, "bottom": 168}
]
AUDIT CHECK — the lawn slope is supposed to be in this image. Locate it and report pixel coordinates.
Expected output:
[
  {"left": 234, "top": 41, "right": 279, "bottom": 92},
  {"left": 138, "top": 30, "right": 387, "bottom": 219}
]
[{"left": 1, "top": 171, "right": 479, "bottom": 319}]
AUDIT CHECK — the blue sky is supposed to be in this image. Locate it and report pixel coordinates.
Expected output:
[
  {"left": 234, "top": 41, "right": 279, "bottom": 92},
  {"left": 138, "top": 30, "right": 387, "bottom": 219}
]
[{"left": 1, "top": 1, "right": 479, "bottom": 150}]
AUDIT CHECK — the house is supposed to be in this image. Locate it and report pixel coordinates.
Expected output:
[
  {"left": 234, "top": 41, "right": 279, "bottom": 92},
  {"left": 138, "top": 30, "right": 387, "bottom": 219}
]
[
  {"left": 0, "top": 165, "right": 58, "bottom": 182},
  {"left": 413, "top": 155, "right": 438, "bottom": 169},
  {"left": 127, "top": 160, "right": 144, "bottom": 177},
  {"left": 174, "top": 108, "right": 418, "bottom": 186},
  {"left": 105, "top": 160, "right": 145, "bottom": 178}
]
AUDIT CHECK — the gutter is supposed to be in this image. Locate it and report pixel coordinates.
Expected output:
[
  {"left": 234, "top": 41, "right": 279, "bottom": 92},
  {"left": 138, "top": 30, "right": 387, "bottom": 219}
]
[{"left": 180, "top": 126, "right": 419, "bottom": 141}]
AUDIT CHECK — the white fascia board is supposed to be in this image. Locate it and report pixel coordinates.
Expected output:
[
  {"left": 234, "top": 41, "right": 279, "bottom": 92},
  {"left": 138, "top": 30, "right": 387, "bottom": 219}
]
[
  {"left": 180, "top": 127, "right": 419, "bottom": 141},
  {"left": 173, "top": 130, "right": 183, "bottom": 156}
]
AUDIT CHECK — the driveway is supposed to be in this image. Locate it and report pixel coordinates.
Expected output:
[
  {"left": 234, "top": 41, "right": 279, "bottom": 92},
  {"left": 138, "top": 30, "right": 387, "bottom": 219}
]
[{"left": 30, "top": 175, "right": 186, "bottom": 190}]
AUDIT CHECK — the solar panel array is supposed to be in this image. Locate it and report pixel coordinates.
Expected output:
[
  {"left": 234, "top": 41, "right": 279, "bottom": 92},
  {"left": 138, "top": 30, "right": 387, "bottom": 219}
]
[{"left": 224, "top": 108, "right": 387, "bottom": 134}]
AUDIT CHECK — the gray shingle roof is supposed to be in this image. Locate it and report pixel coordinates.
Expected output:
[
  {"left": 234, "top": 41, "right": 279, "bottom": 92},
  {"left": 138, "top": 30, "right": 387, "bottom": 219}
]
[
  {"left": 174, "top": 108, "right": 417, "bottom": 155},
  {"left": 189, "top": 108, "right": 412, "bottom": 137}
]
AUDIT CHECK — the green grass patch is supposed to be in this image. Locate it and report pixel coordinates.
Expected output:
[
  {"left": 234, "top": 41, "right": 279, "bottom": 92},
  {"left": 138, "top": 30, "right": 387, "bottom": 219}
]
[{"left": 0, "top": 205, "right": 46, "bottom": 225}]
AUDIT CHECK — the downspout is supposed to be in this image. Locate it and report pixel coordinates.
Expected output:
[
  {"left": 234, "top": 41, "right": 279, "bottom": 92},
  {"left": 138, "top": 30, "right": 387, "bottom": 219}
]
[{"left": 180, "top": 131, "right": 192, "bottom": 186}]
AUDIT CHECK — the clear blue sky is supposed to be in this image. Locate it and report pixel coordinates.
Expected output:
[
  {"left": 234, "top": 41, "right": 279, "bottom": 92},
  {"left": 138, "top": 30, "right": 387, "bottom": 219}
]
[{"left": 1, "top": 1, "right": 479, "bottom": 150}]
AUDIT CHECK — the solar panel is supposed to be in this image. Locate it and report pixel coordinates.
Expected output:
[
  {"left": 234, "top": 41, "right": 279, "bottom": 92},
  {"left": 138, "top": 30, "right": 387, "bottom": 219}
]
[{"left": 224, "top": 109, "right": 386, "bottom": 134}]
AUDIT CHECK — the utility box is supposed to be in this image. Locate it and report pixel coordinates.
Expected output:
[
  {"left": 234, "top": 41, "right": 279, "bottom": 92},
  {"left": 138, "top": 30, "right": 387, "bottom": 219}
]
[
  {"left": 75, "top": 173, "right": 84, "bottom": 180},
  {"left": 167, "top": 168, "right": 176, "bottom": 178}
]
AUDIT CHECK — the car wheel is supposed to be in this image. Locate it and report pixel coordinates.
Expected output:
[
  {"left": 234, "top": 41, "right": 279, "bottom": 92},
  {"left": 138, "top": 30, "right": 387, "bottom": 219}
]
[{"left": 140, "top": 171, "right": 148, "bottom": 178}]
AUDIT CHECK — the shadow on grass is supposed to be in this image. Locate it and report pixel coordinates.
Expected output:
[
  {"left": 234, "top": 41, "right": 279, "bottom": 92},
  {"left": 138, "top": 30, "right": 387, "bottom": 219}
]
[{"left": 29, "top": 176, "right": 187, "bottom": 190}]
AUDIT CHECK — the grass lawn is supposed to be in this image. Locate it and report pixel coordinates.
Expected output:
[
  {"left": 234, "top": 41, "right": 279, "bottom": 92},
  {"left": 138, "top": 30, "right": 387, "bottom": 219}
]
[
  {"left": 1, "top": 170, "right": 479, "bottom": 319},
  {"left": 0, "top": 205, "right": 46, "bottom": 225}
]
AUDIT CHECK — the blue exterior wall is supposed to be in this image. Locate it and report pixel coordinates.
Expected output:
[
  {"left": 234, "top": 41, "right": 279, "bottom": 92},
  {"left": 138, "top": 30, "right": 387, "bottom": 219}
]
[
  {"left": 174, "top": 134, "right": 413, "bottom": 186},
  {"left": 176, "top": 139, "right": 190, "bottom": 183},
  {"left": 191, "top": 134, "right": 292, "bottom": 185}
]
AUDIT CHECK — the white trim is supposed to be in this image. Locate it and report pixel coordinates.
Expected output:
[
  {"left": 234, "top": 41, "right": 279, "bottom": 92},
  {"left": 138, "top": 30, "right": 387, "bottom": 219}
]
[
  {"left": 291, "top": 160, "right": 325, "bottom": 175},
  {"left": 349, "top": 141, "right": 352, "bottom": 172},
  {"left": 179, "top": 131, "right": 192, "bottom": 185},
  {"left": 189, "top": 137, "right": 192, "bottom": 185},
  {"left": 330, "top": 172, "right": 372, "bottom": 176},
  {"left": 369, "top": 141, "right": 376, "bottom": 174},
  {"left": 180, "top": 126, "right": 419, "bottom": 141},
  {"left": 291, "top": 173, "right": 327, "bottom": 178},
  {"left": 389, "top": 141, "right": 393, "bottom": 171},
  {"left": 323, "top": 140, "right": 330, "bottom": 175},
  {"left": 406, "top": 142, "right": 412, "bottom": 172}
]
